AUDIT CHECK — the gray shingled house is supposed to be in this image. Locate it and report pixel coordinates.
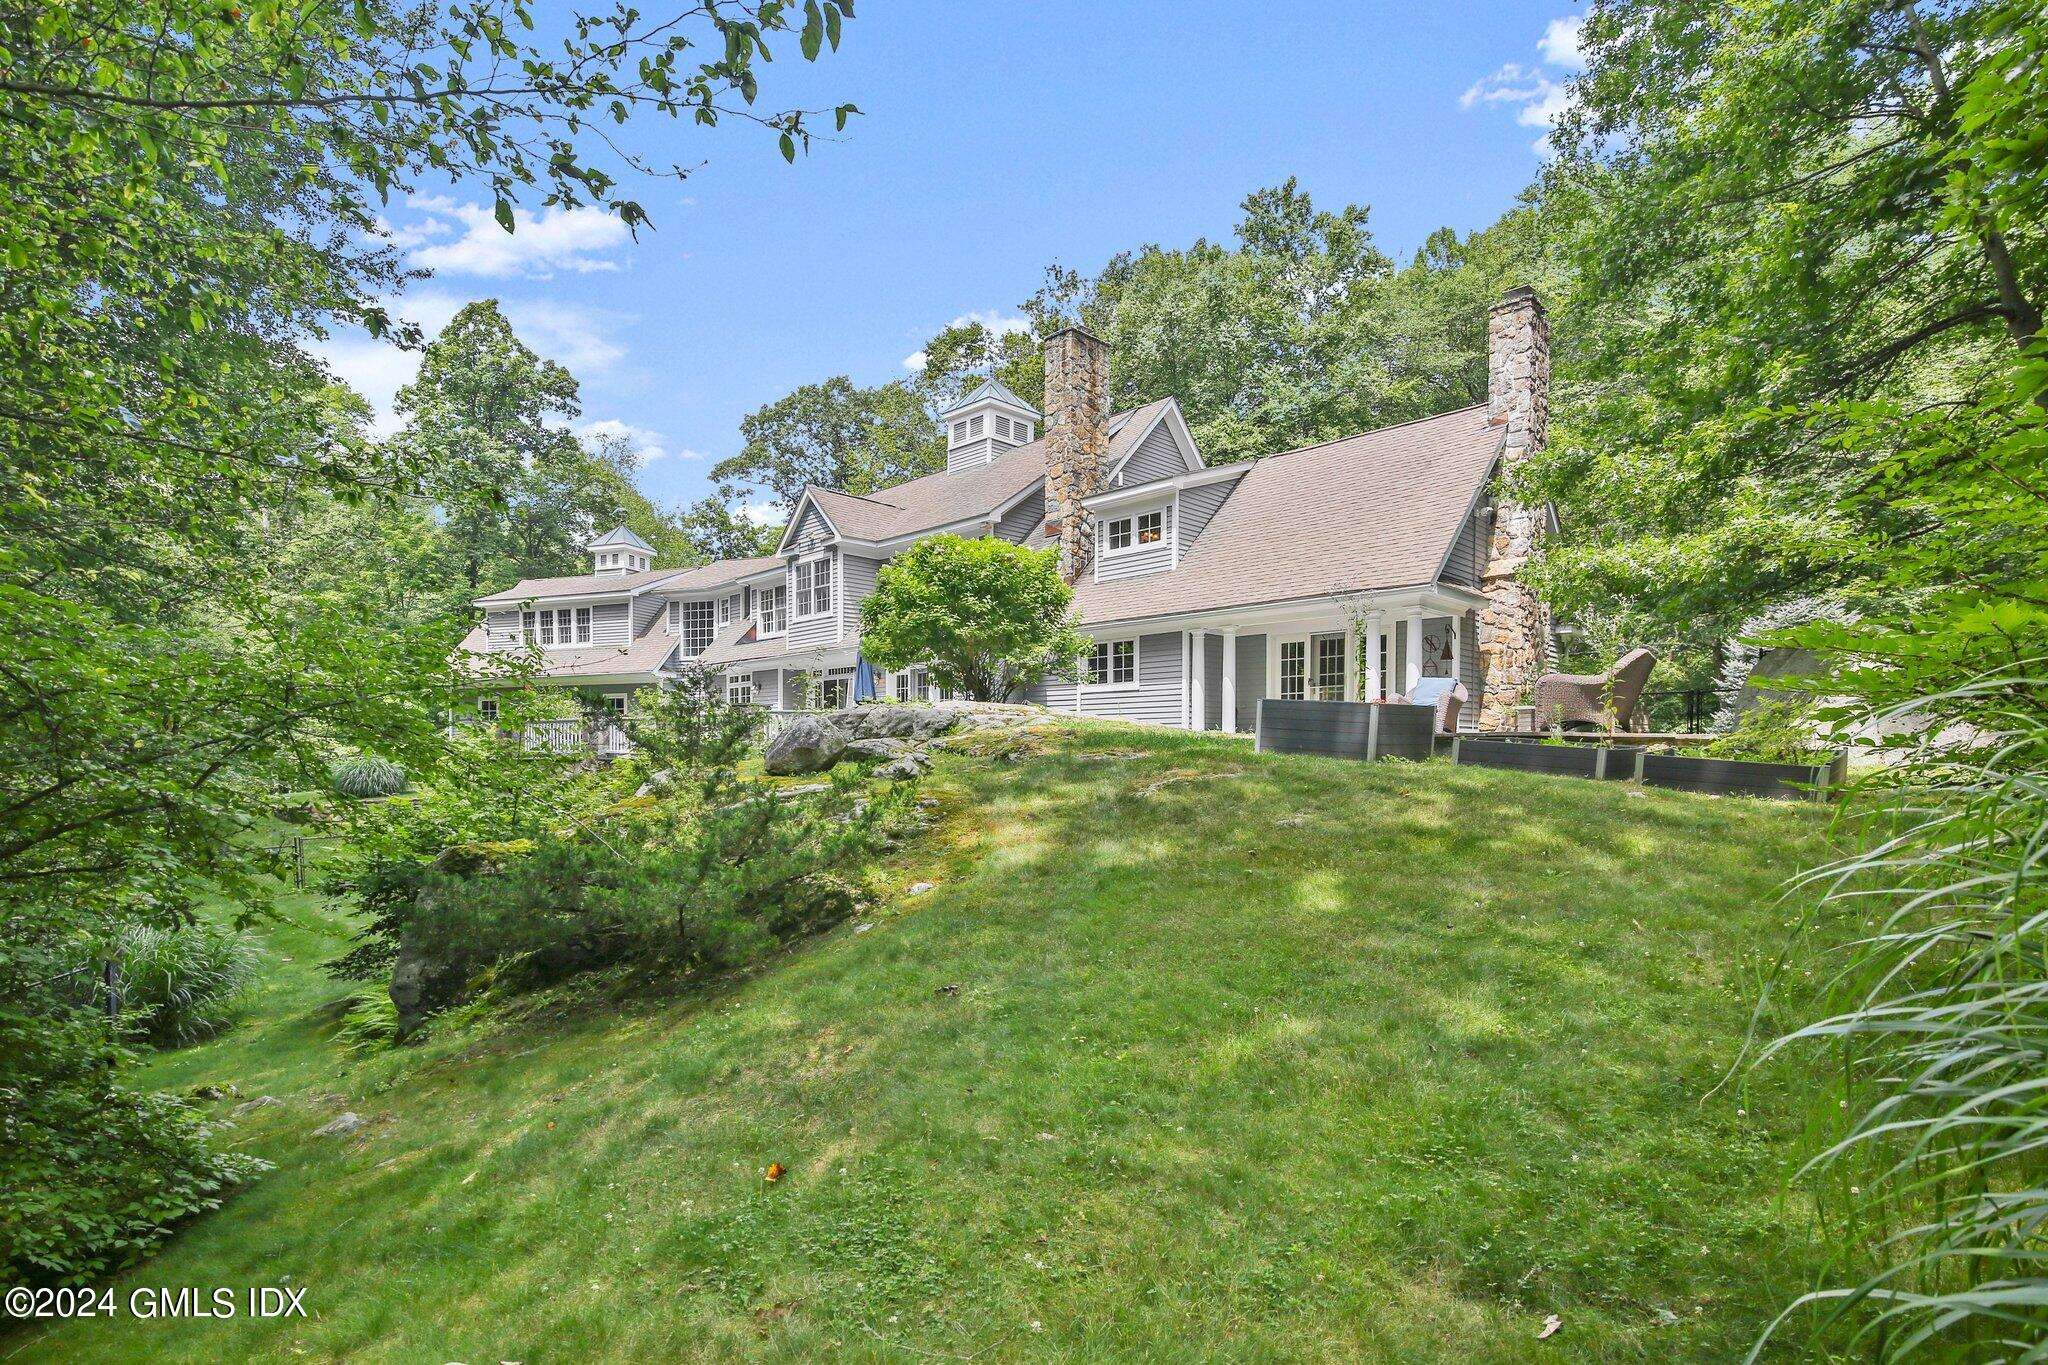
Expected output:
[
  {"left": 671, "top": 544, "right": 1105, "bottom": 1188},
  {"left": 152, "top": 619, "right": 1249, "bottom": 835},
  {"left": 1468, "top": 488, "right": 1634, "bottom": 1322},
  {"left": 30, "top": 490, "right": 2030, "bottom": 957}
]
[{"left": 455, "top": 287, "right": 1558, "bottom": 735}]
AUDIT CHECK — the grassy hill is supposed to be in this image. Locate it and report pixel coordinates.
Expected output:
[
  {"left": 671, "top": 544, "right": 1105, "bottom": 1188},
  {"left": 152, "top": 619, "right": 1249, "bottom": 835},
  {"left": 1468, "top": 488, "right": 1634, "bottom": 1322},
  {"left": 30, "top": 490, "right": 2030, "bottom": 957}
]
[{"left": 20, "top": 722, "right": 1850, "bottom": 1363}]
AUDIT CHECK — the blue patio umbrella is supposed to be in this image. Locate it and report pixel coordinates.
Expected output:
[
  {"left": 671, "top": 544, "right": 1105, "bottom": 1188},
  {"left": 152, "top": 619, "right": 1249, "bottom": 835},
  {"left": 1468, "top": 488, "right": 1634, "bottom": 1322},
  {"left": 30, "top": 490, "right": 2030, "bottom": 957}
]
[{"left": 853, "top": 656, "right": 879, "bottom": 703}]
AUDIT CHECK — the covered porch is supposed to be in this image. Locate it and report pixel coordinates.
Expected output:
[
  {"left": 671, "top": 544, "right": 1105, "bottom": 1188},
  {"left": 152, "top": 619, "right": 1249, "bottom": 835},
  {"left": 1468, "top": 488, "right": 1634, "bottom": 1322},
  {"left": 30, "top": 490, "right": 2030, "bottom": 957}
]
[{"left": 1166, "top": 585, "right": 1489, "bottom": 734}]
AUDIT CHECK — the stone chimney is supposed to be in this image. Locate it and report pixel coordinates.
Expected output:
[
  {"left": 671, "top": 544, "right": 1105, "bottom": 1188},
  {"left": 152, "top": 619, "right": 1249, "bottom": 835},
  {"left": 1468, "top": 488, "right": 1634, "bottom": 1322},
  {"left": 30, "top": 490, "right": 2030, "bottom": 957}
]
[
  {"left": 1041, "top": 326, "right": 1110, "bottom": 582},
  {"left": 1476, "top": 285, "right": 1556, "bottom": 731}
]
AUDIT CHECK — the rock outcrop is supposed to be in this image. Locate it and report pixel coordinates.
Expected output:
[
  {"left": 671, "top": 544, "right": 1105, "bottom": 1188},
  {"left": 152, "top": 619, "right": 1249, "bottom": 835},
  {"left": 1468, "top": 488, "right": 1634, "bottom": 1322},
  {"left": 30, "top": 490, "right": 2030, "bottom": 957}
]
[{"left": 762, "top": 701, "right": 1042, "bottom": 776}]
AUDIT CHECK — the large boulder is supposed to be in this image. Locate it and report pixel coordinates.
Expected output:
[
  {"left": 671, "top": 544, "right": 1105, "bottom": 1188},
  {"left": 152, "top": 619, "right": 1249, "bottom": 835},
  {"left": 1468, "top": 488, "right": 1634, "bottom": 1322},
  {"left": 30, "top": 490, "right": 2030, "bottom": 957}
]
[
  {"left": 763, "top": 715, "right": 852, "bottom": 774},
  {"left": 843, "top": 736, "right": 913, "bottom": 762},
  {"left": 845, "top": 704, "right": 958, "bottom": 742}
]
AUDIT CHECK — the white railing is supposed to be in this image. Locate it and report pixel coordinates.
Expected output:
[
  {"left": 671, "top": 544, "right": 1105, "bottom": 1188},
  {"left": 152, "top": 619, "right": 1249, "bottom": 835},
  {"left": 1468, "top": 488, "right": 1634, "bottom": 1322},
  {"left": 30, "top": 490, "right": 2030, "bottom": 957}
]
[
  {"left": 758, "top": 709, "right": 810, "bottom": 747},
  {"left": 523, "top": 718, "right": 631, "bottom": 756}
]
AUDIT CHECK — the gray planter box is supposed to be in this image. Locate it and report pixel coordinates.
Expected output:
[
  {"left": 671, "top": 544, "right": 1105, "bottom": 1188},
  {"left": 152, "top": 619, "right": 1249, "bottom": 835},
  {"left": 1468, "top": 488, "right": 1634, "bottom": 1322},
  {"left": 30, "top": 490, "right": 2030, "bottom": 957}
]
[
  {"left": 1255, "top": 699, "right": 1439, "bottom": 761},
  {"left": 1450, "top": 737, "right": 1847, "bottom": 801}
]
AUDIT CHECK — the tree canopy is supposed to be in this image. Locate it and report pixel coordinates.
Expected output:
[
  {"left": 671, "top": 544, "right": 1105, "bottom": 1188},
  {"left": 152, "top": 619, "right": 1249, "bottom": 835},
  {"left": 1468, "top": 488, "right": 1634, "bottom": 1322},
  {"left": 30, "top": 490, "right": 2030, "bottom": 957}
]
[{"left": 858, "top": 536, "right": 1089, "bottom": 702}]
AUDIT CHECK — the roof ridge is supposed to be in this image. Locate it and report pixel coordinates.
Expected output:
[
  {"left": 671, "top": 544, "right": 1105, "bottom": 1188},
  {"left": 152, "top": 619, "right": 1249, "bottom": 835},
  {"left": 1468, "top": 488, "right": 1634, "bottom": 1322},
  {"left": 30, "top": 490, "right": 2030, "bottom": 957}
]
[
  {"left": 813, "top": 485, "right": 905, "bottom": 510},
  {"left": 1245, "top": 403, "right": 1492, "bottom": 467}
]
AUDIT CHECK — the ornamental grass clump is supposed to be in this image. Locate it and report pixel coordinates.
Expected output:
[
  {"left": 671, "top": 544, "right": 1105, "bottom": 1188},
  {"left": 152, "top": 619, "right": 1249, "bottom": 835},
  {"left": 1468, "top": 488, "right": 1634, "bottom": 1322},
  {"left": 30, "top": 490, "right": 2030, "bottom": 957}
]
[{"left": 331, "top": 756, "right": 409, "bottom": 798}]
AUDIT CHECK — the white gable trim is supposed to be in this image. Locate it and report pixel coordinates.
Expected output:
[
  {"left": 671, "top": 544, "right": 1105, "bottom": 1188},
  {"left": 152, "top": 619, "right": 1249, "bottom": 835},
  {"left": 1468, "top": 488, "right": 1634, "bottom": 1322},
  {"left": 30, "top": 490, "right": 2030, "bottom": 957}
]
[
  {"left": 1081, "top": 460, "right": 1247, "bottom": 514},
  {"left": 773, "top": 490, "right": 842, "bottom": 557},
  {"left": 1105, "top": 400, "right": 1204, "bottom": 487}
]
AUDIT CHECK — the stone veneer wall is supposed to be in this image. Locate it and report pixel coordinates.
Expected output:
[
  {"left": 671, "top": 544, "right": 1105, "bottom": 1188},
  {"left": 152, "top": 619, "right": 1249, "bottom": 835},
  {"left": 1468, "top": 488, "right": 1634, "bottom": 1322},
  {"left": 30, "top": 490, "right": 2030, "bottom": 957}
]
[
  {"left": 1041, "top": 327, "right": 1110, "bottom": 582},
  {"left": 1477, "top": 286, "right": 1555, "bottom": 731}
]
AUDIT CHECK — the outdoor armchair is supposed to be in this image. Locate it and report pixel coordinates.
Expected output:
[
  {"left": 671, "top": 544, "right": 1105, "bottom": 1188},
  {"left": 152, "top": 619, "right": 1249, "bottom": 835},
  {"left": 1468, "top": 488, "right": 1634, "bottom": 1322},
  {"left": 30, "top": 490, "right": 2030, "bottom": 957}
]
[{"left": 1531, "top": 648, "right": 1656, "bottom": 732}]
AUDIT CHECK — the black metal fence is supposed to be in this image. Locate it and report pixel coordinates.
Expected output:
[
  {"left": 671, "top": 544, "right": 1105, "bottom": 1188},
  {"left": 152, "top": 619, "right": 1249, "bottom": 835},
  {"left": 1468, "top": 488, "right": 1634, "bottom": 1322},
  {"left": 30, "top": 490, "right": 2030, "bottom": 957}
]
[{"left": 1636, "top": 688, "right": 1717, "bottom": 734}]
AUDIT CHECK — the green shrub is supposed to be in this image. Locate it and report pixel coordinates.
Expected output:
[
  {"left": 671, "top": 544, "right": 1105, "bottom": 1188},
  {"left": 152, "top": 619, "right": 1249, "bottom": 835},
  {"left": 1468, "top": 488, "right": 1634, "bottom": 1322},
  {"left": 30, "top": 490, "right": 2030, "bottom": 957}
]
[
  {"left": 0, "top": 1004, "right": 268, "bottom": 1286},
  {"left": 1699, "top": 697, "right": 1829, "bottom": 764},
  {"left": 70, "top": 921, "right": 263, "bottom": 1047},
  {"left": 331, "top": 755, "right": 408, "bottom": 798}
]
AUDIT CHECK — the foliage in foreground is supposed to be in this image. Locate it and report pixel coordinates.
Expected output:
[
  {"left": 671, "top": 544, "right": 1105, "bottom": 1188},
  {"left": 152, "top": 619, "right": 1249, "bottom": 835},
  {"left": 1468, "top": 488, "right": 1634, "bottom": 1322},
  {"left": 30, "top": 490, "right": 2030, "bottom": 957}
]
[
  {"left": 97, "top": 922, "right": 264, "bottom": 1048},
  {"left": 334, "top": 671, "right": 905, "bottom": 1032},
  {"left": 0, "top": 1001, "right": 268, "bottom": 1287},
  {"left": 859, "top": 535, "right": 1089, "bottom": 702}
]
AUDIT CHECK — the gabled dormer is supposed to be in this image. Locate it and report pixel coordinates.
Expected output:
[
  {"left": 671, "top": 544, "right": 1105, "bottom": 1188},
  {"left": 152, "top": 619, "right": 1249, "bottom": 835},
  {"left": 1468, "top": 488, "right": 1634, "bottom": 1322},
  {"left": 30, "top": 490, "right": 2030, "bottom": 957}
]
[
  {"left": 940, "top": 377, "right": 1039, "bottom": 474},
  {"left": 589, "top": 525, "right": 653, "bottom": 577}
]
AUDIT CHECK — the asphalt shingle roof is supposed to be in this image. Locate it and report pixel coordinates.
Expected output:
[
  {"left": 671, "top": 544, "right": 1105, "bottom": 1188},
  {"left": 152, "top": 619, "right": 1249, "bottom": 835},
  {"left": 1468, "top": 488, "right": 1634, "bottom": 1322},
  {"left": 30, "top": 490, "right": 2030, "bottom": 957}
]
[
  {"left": 473, "top": 555, "right": 781, "bottom": 608},
  {"left": 452, "top": 626, "right": 680, "bottom": 681},
  {"left": 1070, "top": 404, "right": 1503, "bottom": 627},
  {"left": 800, "top": 399, "right": 1175, "bottom": 544}
]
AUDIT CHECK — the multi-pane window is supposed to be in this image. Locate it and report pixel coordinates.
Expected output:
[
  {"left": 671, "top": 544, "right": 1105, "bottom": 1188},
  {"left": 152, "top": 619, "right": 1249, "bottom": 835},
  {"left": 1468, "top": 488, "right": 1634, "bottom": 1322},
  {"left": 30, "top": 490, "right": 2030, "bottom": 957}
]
[
  {"left": 717, "top": 595, "right": 731, "bottom": 626},
  {"left": 1311, "top": 635, "right": 1347, "bottom": 701},
  {"left": 1279, "top": 640, "right": 1307, "bottom": 700},
  {"left": 757, "top": 585, "right": 787, "bottom": 634},
  {"left": 727, "top": 676, "right": 754, "bottom": 706},
  {"left": 893, "top": 672, "right": 912, "bottom": 702},
  {"left": 793, "top": 557, "right": 833, "bottom": 618},
  {"left": 1103, "top": 517, "right": 1132, "bottom": 551},
  {"left": 818, "top": 673, "right": 850, "bottom": 709},
  {"left": 1086, "top": 638, "right": 1136, "bottom": 687},
  {"left": 477, "top": 695, "right": 499, "bottom": 723},
  {"left": 522, "top": 607, "right": 591, "bottom": 647},
  {"left": 677, "top": 599, "right": 715, "bottom": 656},
  {"left": 1137, "top": 510, "right": 1164, "bottom": 544}
]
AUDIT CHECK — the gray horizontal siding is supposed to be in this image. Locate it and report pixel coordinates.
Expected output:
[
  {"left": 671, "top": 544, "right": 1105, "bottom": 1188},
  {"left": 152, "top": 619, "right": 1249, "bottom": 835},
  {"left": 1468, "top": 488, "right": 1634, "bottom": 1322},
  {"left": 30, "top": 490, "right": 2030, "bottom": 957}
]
[
  {"left": 1176, "top": 477, "right": 1238, "bottom": 555},
  {"left": 1035, "top": 631, "right": 1186, "bottom": 727},
  {"left": 994, "top": 493, "right": 1043, "bottom": 544},
  {"left": 1114, "top": 420, "right": 1185, "bottom": 488},
  {"left": 1234, "top": 633, "right": 1267, "bottom": 733},
  {"left": 1444, "top": 493, "right": 1490, "bottom": 587},
  {"left": 840, "top": 552, "right": 881, "bottom": 635},
  {"left": 592, "top": 600, "right": 632, "bottom": 647},
  {"left": 1095, "top": 503, "right": 1174, "bottom": 582},
  {"left": 483, "top": 610, "right": 522, "bottom": 651},
  {"left": 789, "top": 503, "right": 834, "bottom": 555}
]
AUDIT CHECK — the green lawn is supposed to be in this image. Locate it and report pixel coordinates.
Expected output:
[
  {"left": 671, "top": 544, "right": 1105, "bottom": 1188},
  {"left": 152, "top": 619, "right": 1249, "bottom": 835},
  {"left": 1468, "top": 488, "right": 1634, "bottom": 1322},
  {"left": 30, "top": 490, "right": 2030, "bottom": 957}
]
[{"left": 19, "top": 723, "right": 1849, "bottom": 1362}]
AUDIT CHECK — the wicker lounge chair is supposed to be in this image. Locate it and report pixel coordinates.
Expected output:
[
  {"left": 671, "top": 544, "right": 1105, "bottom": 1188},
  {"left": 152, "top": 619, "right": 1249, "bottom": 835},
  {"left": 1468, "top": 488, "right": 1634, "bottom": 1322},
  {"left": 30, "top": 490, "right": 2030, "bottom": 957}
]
[
  {"left": 1531, "top": 648, "right": 1657, "bottom": 732},
  {"left": 1399, "top": 677, "right": 1468, "bottom": 734}
]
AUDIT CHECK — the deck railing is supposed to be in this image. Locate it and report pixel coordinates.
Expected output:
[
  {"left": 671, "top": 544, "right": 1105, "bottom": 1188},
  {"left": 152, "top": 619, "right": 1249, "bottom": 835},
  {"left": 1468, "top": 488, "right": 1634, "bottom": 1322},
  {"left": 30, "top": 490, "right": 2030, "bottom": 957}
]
[{"left": 523, "top": 718, "right": 631, "bottom": 757}]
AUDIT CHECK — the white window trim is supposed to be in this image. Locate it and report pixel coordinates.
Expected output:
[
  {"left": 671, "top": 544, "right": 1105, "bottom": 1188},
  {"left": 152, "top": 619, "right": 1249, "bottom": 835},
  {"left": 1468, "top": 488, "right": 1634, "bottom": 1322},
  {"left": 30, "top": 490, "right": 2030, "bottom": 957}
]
[
  {"left": 1097, "top": 504, "right": 1169, "bottom": 559},
  {"left": 756, "top": 584, "right": 788, "bottom": 638},
  {"left": 524, "top": 606, "right": 593, "bottom": 649},
  {"left": 1081, "top": 636, "right": 1141, "bottom": 692},
  {"left": 792, "top": 553, "right": 835, "bottom": 621}
]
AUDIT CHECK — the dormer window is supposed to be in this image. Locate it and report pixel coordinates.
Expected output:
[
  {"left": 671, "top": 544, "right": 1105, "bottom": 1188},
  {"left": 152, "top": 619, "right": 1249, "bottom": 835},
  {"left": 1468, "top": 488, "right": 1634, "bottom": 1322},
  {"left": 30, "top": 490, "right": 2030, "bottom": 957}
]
[
  {"left": 522, "top": 607, "right": 591, "bottom": 647},
  {"left": 1104, "top": 516, "right": 1132, "bottom": 552},
  {"left": 1137, "top": 511, "right": 1163, "bottom": 544},
  {"left": 670, "top": 599, "right": 715, "bottom": 656}
]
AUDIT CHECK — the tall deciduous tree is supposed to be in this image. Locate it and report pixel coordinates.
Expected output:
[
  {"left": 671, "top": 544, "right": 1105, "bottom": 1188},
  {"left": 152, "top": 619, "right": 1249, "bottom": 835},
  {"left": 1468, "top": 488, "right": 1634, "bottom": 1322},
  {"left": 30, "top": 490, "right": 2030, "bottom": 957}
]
[
  {"left": 712, "top": 376, "right": 942, "bottom": 515},
  {"left": 1527, "top": 0, "right": 2048, "bottom": 638}
]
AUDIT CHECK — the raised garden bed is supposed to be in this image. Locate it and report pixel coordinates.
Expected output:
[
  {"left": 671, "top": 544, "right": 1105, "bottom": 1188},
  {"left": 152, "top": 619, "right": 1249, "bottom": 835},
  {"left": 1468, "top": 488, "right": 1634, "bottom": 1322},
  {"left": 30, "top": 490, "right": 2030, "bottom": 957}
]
[
  {"left": 1450, "top": 736, "right": 1848, "bottom": 801},
  {"left": 1255, "top": 699, "right": 1440, "bottom": 761}
]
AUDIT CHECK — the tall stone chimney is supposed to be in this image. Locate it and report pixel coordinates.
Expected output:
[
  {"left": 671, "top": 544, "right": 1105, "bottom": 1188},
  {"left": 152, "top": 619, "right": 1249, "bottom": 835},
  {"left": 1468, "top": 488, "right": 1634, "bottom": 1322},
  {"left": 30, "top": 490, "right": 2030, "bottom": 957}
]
[
  {"left": 1477, "top": 285, "right": 1556, "bottom": 731},
  {"left": 1041, "top": 326, "right": 1110, "bottom": 582}
]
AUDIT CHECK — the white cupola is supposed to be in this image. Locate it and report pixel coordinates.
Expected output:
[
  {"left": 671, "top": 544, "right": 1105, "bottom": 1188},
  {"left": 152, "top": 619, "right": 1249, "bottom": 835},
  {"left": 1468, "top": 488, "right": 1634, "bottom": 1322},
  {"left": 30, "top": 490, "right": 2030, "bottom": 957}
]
[
  {"left": 938, "top": 377, "right": 1040, "bottom": 474},
  {"left": 589, "top": 525, "right": 654, "bottom": 577}
]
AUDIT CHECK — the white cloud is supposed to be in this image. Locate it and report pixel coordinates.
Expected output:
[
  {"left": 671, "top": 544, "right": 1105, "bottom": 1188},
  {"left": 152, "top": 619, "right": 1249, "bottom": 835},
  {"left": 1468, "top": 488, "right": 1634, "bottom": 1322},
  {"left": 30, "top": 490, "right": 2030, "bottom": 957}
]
[
  {"left": 902, "top": 350, "right": 928, "bottom": 372},
  {"left": 737, "top": 501, "right": 784, "bottom": 527},
  {"left": 1461, "top": 17, "right": 1582, "bottom": 156},
  {"left": 949, "top": 309, "right": 1032, "bottom": 337},
  {"left": 307, "top": 291, "right": 635, "bottom": 436},
  {"left": 578, "top": 418, "right": 676, "bottom": 464},
  {"left": 1538, "top": 16, "right": 1586, "bottom": 69},
  {"left": 398, "top": 195, "right": 632, "bottom": 280}
]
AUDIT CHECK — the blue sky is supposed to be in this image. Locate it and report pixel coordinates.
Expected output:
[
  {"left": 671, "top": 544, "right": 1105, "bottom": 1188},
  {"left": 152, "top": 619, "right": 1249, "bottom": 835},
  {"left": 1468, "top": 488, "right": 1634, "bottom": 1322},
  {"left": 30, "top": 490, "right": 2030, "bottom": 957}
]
[{"left": 317, "top": 1, "right": 1583, "bottom": 518}]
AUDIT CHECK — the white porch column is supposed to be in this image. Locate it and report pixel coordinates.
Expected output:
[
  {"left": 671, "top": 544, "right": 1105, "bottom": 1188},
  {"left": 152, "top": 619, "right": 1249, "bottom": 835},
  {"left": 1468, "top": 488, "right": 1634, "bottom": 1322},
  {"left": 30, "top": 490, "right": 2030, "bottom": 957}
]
[
  {"left": 1221, "top": 628, "right": 1239, "bottom": 733},
  {"left": 1404, "top": 608, "right": 1425, "bottom": 695},
  {"left": 1449, "top": 612, "right": 1463, "bottom": 687},
  {"left": 1190, "top": 629, "right": 1209, "bottom": 731},
  {"left": 1345, "top": 618, "right": 1360, "bottom": 701},
  {"left": 1364, "top": 610, "right": 1385, "bottom": 701}
]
